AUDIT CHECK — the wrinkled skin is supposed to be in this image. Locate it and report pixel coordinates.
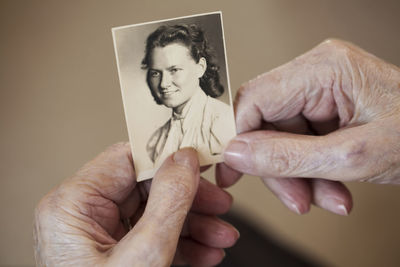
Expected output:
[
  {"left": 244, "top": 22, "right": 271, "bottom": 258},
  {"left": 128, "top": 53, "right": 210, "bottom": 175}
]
[
  {"left": 218, "top": 39, "right": 400, "bottom": 215},
  {"left": 34, "top": 144, "right": 239, "bottom": 267}
]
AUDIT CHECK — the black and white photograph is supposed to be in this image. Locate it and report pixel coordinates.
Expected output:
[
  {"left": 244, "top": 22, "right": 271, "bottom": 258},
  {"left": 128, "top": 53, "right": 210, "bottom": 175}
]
[{"left": 112, "top": 12, "right": 236, "bottom": 181}]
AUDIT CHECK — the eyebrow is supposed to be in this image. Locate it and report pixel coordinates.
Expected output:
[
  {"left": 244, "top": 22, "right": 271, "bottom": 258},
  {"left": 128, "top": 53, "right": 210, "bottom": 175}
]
[
  {"left": 167, "top": 65, "right": 181, "bottom": 71},
  {"left": 148, "top": 68, "right": 162, "bottom": 74},
  {"left": 149, "top": 65, "right": 181, "bottom": 72}
]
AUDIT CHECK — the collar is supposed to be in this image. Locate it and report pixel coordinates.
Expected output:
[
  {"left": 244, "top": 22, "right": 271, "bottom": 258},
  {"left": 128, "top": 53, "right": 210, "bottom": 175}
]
[{"left": 172, "top": 88, "right": 207, "bottom": 121}]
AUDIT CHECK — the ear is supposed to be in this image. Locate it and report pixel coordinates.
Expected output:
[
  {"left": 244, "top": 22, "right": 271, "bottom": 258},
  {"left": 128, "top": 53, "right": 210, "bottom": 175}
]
[{"left": 196, "top": 57, "right": 207, "bottom": 78}]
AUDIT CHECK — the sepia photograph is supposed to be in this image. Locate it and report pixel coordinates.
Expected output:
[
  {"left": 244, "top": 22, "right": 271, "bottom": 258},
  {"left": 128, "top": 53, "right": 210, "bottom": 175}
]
[{"left": 112, "top": 12, "right": 236, "bottom": 181}]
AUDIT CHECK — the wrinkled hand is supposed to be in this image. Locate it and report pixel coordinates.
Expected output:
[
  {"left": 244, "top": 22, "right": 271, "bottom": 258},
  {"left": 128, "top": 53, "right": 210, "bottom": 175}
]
[
  {"left": 34, "top": 143, "right": 239, "bottom": 266},
  {"left": 218, "top": 39, "right": 400, "bottom": 215}
]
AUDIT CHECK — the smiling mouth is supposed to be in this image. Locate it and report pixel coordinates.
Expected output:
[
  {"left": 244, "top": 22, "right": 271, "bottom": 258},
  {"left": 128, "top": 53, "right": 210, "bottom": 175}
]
[{"left": 160, "top": 89, "right": 179, "bottom": 96}]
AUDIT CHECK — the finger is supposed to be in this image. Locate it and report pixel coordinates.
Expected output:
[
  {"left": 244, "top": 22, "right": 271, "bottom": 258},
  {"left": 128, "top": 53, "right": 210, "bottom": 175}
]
[
  {"left": 135, "top": 176, "right": 233, "bottom": 215},
  {"left": 310, "top": 117, "right": 340, "bottom": 135},
  {"left": 216, "top": 115, "right": 310, "bottom": 189},
  {"left": 191, "top": 177, "right": 233, "bottom": 215},
  {"left": 119, "top": 187, "right": 141, "bottom": 219},
  {"left": 272, "top": 114, "right": 311, "bottom": 135},
  {"left": 311, "top": 179, "right": 352, "bottom": 215},
  {"left": 112, "top": 221, "right": 128, "bottom": 241},
  {"left": 127, "top": 176, "right": 233, "bottom": 217},
  {"left": 215, "top": 162, "right": 242, "bottom": 188},
  {"left": 261, "top": 177, "right": 311, "bottom": 215},
  {"left": 61, "top": 142, "right": 136, "bottom": 239},
  {"left": 73, "top": 142, "right": 136, "bottom": 204},
  {"left": 173, "top": 238, "right": 225, "bottom": 266},
  {"left": 217, "top": 112, "right": 310, "bottom": 190},
  {"left": 108, "top": 148, "right": 199, "bottom": 266},
  {"left": 234, "top": 40, "right": 351, "bottom": 135},
  {"left": 129, "top": 203, "right": 145, "bottom": 229},
  {"left": 224, "top": 122, "right": 395, "bottom": 182},
  {"left": 183, "top": 213, "right": 239, "bottom": 248}
]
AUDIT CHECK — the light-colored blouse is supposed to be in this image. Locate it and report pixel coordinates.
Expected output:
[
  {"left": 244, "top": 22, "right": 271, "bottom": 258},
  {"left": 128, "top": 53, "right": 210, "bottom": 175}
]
[{"left": 146, "top": 89, "right": 235, "bottom": 166}]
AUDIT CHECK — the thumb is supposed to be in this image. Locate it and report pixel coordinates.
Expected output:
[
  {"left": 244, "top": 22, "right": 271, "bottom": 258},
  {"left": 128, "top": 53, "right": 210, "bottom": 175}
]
[
  {"left": 109, "top": 148, "right": 200, "bottom": 266},
  {"left": 224, "top": 121, "right": 396, "bottom": 182}
]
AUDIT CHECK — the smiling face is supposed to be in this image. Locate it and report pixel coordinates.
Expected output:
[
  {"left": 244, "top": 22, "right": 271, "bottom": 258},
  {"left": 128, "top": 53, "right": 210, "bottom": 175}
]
[{"left": 147, "top": 43, "right": 206, "bottom": 112}]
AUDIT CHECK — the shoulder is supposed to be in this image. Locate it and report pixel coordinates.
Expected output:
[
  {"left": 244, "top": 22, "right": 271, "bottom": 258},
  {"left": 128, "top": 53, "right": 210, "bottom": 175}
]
[
  {"left": 205, "top": 97, "right": 232, "bottom": 118},
  {"left": 205, "top": 97, "right": 236, "bottom": 138}
]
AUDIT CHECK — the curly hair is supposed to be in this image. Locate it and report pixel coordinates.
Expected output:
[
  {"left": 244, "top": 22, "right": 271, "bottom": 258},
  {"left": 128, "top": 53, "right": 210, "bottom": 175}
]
[{"left": 141, "top": 24, "right": 224, "bottom": 104}]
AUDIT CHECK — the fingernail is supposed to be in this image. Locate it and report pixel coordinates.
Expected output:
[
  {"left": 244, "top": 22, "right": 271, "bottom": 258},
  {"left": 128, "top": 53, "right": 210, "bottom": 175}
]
[
  {"left": 280, "top": 197, "right": 306, "bottom": 215},
  {"left": 337, "top": 204, "right": 349, "bottom": 216},
  {"left": 233, "top": 227, "right": 241, "bottom": 240},
  {"left": 223, "top": 140, "right": 252, "bottom": 172},
  {"left": 322, "top": 198, "right": 349, "bottom": 216},
  {"left": 219, "top": 219, "right": 241, "bottom": 240},
  {"left": 173, "top": 148, "right": 198, "bottom": 173},
  {"left": 221, "top": 249, "right": 226, "bottom": 258}
]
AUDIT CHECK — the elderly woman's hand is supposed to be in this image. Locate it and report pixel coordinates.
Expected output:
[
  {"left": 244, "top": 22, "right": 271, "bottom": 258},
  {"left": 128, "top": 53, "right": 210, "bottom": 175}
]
[
  {"left": 218, "top": 39, "right": 400, "bottom": 215},
  {"left": 34, "top": 143, "right": 238, "bottom": 266}
]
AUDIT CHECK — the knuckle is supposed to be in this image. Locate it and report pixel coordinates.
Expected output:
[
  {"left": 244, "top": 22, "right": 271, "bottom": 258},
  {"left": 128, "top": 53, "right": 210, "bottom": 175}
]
[
  {"left": 318, "top": 38, "right": 354, "bottom": 60},
  {"left": 264, "top": 141, "right": 303, "bottom": 176},
  {"left": 34, "top": 191, "right": 56, "bottom": 223},
  {"left": 76, "top": 143, "right": 134, "bottom": 190},
  {"left": 104, "top": 142, "right": 129, "bottom": 154},
  {"left": 339, "top": 140, "right": 367, "bottom": 168},
  {"left": 270, "top": 153, "right": 291, "bottom": 175},
  {"left": 319, "top": 38, "right": 347, "bottom": 50},
  {"left": 234, "top": 82, "right": 267, "bottom": 133},
  {"left": 234, "top": 84, "right": 251, "bottom": 112},
  {"left": 34, "top": 199, "right": 47, "bottom": 221},
  {"left": 320, "top": 38, "right": 346, "bottom": 47}
]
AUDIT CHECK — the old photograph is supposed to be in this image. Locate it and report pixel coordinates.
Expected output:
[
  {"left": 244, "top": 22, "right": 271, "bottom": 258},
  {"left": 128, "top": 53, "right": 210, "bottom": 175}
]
[{"left": 112, "top": 12, "right": 236, "bottom": 181}]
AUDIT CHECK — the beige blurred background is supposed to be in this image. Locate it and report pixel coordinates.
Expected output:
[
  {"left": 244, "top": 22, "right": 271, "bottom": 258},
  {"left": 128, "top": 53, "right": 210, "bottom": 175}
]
[{"left": 1, "top": 0, "right": 400, "bottom": 266}]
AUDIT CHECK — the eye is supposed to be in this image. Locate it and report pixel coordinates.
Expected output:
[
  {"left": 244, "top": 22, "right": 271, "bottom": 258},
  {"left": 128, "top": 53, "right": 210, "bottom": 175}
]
[
  {"left": 149, "top": 70, "right": 160, "bottom": 77},
  {"left": 170, "top": 68, "right": 180, "bottom": 74}
]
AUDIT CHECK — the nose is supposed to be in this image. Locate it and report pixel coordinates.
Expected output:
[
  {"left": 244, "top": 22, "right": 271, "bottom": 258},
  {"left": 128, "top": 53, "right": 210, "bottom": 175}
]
[{"left": 160, "top": 72, "right": 172, "bottom": 89}]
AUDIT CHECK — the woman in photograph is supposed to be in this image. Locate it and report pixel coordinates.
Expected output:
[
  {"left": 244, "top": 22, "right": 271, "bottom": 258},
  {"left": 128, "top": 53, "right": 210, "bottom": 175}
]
[{"left": 142, "top": 24, "right": 234, "bottom": 165}]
